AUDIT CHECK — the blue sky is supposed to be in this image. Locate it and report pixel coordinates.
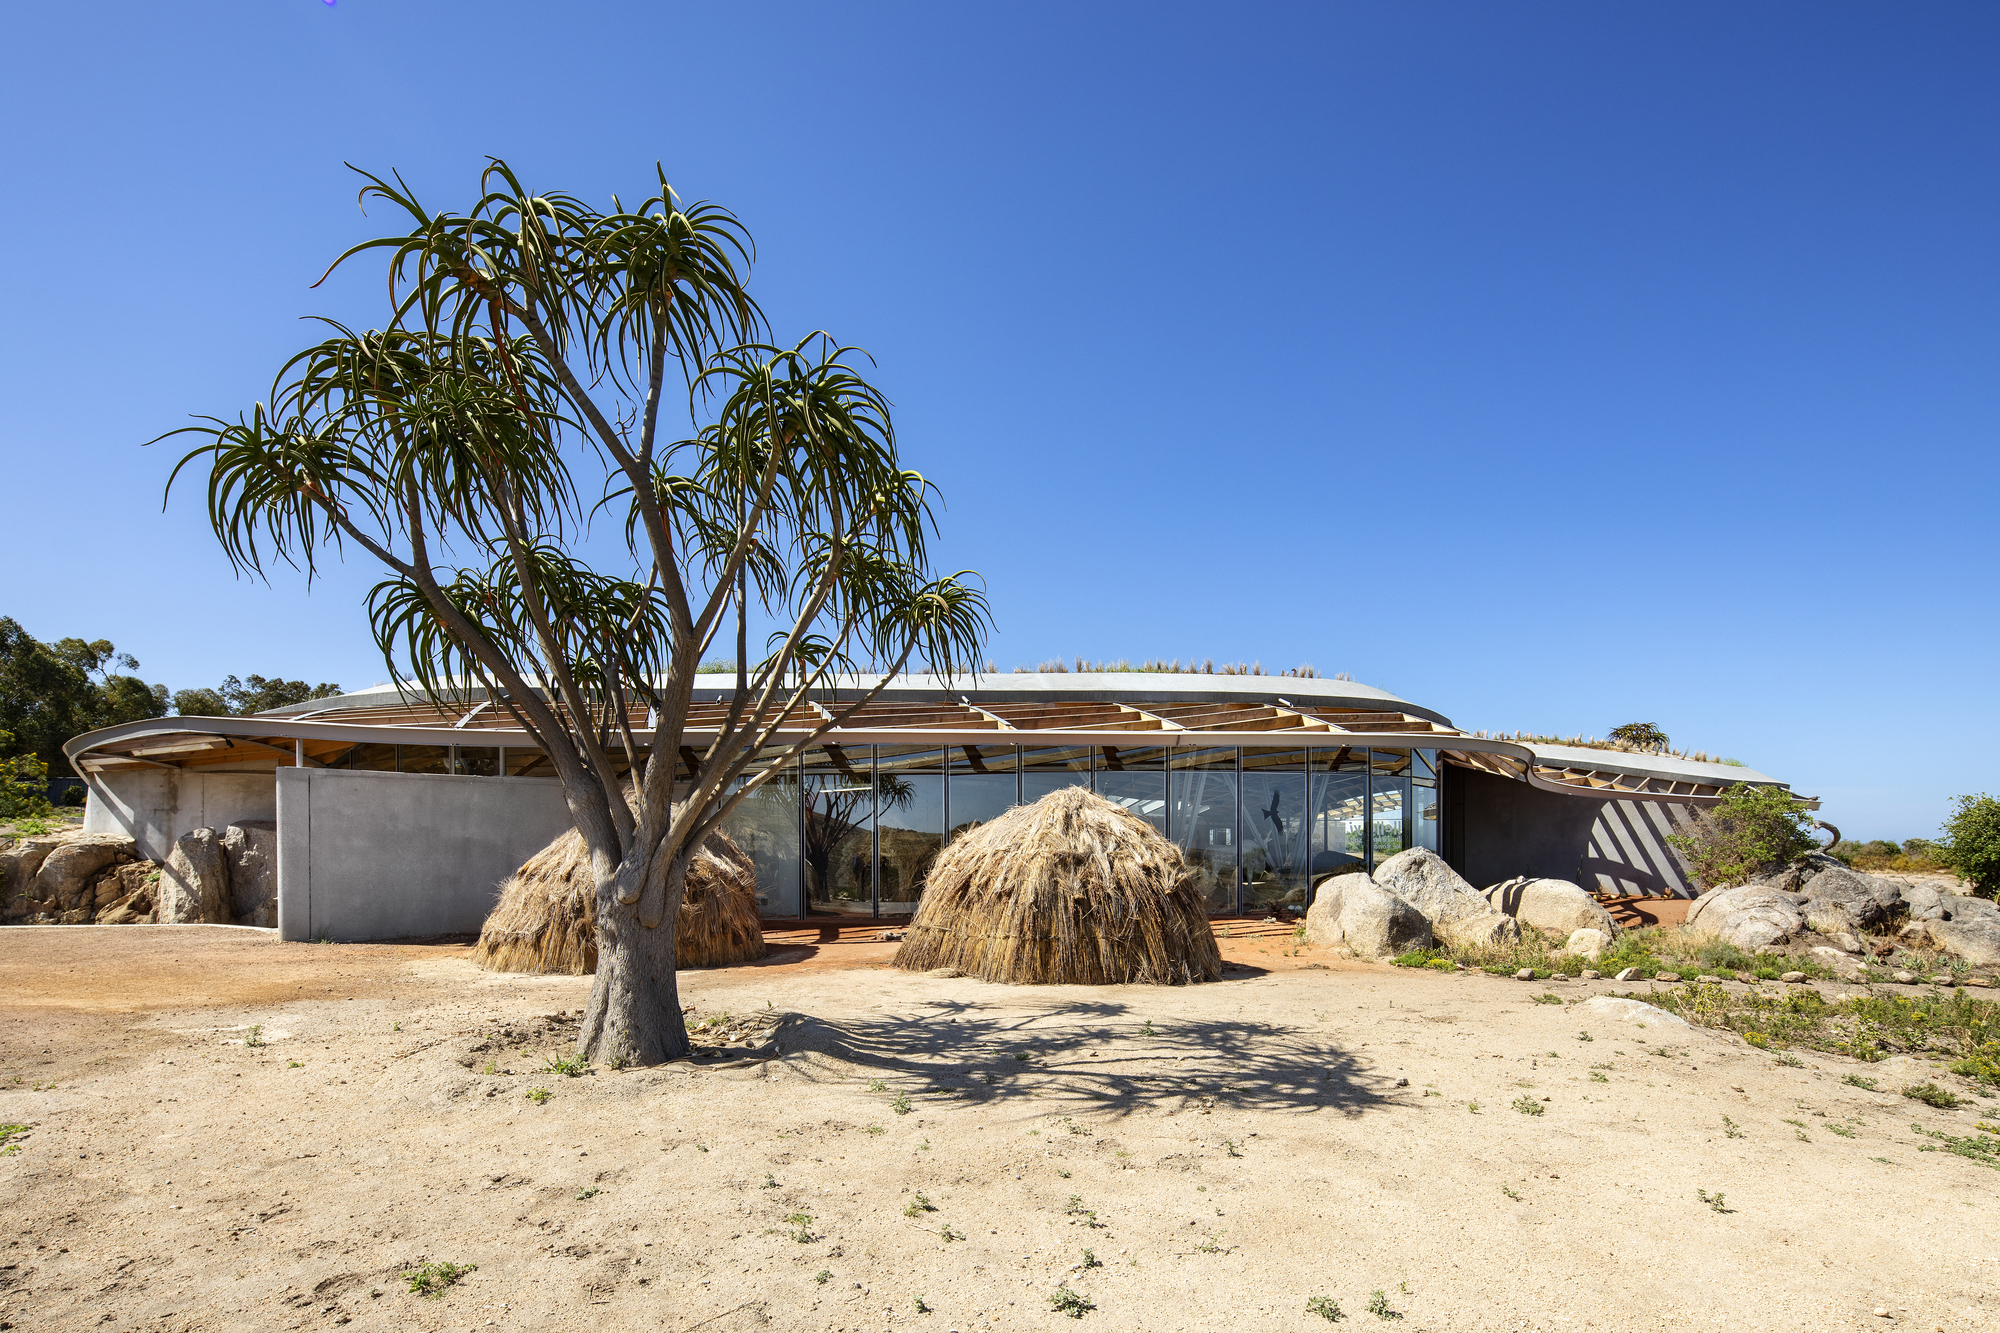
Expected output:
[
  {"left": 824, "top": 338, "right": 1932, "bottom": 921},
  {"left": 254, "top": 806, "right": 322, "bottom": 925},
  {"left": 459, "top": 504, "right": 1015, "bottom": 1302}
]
[{"left": 2, "top": 2, "right": 1994, "bottom": 836}]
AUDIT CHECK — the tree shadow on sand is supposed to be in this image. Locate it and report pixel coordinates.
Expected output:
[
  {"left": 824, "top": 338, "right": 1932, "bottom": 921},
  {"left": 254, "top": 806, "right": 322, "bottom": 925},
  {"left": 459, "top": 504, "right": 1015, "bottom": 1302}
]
[{"left": 767, "top": 997, "right": 1391, "bottom": 1120}]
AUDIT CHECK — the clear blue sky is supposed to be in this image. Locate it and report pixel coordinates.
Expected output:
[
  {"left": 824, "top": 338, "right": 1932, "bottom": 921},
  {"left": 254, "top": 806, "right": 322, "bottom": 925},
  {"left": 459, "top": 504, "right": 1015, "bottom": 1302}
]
[{"left": 3, "top": 2, "right": 1994, "bottom": 838}]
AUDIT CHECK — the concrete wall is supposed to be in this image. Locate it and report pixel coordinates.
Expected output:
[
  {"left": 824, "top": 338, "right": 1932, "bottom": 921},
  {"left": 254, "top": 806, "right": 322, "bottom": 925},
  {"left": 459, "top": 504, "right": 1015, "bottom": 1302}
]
[
  {"left": 1446, "top": 766, "right": 1699, "bottom": 896},
  {"left": 276, "top": 767, "right": 574, "bottom": 942},
  {"left": 83, "top": 768, "right": 279, "bottom": 863}
]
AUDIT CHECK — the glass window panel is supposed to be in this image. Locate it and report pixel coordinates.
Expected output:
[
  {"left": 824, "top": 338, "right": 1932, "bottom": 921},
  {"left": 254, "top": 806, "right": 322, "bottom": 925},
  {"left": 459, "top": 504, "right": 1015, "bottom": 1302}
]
[
  {"left": 1371, "top": 748, "right": 1413, "bottom": 778},
  {"left": 505, "top": 749, "right": 553, "bottom": 777},
  {"left": 803, "top": 773, "right": 874, "bottom": 915},
  {"left": 1170, "top": 748, "right": 1237, "bottom": 912},
  {"left": 1020, "top": 745, "right": 1092, "bottom": 807},
  {"left": 1239, "top": 749, "right": 1309, "bottom": 911},
  {"left": 723, "top": 752, "right": 803, "bottom": 918},
  {"left": 876, "top": 748, "right": 945, "bottom": 915},
  {"left": 1371, "top": 773, "right": 1412, "bottom": 862},
  {"left": 399, "top": 745, "right": 448, "bottom": 775},
  {"left": 454, "top": 746, "right": 499, "bottom": 777},
  {"left": 1413, "top": 748, "right": 1438, "bottom": 781},
  {"left": 1308, "top": 749, "right": 1369, "bottom": 884},
  {"left": 1413, "top": 779, "right": 1440, "bottom": 854},
  {"left": 1093, "top": 745, "right": 1168, "bottom": 834},
  {"left": 948, "top": 745, "right": 1017, "bottom": 844},
  {"left": 348, "top": 743, "right": 398, "bottom": 772},
  {"left": 802, "top": 743, "right": 874, "bottom": 915}
]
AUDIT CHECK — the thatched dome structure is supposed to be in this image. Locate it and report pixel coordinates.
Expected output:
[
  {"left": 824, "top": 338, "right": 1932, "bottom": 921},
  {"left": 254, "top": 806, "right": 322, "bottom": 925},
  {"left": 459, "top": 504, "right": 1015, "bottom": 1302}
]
[
  {"left": 892, "top": 786, "right": 1221, "bottom": 985},
  {"left": 472, "top": 827, "right": 766, "bottom": 974}
]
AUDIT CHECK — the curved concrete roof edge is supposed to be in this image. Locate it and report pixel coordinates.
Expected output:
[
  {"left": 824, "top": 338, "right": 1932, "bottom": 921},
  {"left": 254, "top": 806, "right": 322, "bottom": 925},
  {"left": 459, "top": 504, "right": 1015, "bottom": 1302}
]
[{"left": 249, "top": 671, "right": 1451, "bottom": 727}]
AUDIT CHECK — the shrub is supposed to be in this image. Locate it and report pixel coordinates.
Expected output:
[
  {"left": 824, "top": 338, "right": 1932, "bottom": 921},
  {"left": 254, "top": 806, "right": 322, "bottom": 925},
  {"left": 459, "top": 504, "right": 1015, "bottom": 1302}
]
[
  {"left": 1609, "top": 722, "right": 1669, "bottom": 753},
  {"left": 0, "top": 728, "right": 51, "bottom": 821},
  {"left": 1666, "top": 783, "right": 1818, "bottom": 888},
  {"left": 1936, "top": 795, "right": 2000, "bottom": 899}
]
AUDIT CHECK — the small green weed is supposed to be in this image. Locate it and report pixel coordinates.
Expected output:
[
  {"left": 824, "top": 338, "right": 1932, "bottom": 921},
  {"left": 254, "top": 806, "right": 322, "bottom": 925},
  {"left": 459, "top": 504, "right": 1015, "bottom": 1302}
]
[
  {"left": 1783, "top": 1118, "right": 1811, "bottom": 1141},
  {"left": 1142, "top": 1020, "right": 1155, "bottom": 1036},
  {"left": 1307, "top": 1294, "right": 1346, "bottom": 1321},
  {"left": 864, "top": 1125, "right": 885, "bottom": 1136},
  {"left": 1533, "top": 992, "right": 1563, "bottom": 1005},
  {"left": 1723, "top": 1115, "right": 1744, "bottom": 1139},
  {"left": 481, "top": 1060, "right": 498, "bottom": 1076},
  {"left": 545, "top": 1052, "right": 587, "bottom": 1078},
  {"left": 391, "top": 1021, "right": 401, "bottom": 1033},
  {"left": 1589, "top": 1070, "right": 1608, "bottom": 1083},
  {"left": 1366, "top": 1289, "right": 1403, "bottom": 1320},
  {"left": 1844, "top": 1074, "right": 1879, "bottom": 1090},
  {"left": 1577, "top": 1030, "right": 1593, "bottom": 1042},
  {"left": 1904, "top": 1082, "right": 1962, "bottom": 1109},
  {"left": 575, "top": 1187, "right": 598, "bottom": 1200},
  {"left": 785, "top": 1212, "right": 814, "bottom": 1242},
  {"left": 1049, "top": 1283, "right": 1095, "bottom": 1318},
  {"left": 762, "top": 1172, "right": 778, "bottom": 1189},
  {"left": 892, "top": 1093, "right": 912, "bottom": 1115},
  {"left": 904, "top": 1192, "right": 936, "bottom": 1218},
  {"left": 1829, "top": 1123, "right": 1855, "bottom": 1138},
  {"left": 1195, "top": 1232, "right": 1224, "bottom": 1253},
  {"left": 868, "top": 1078, "right": 887, "bottom": 1092},
  {"left": 1910, "top": 1121, "right": 2000, "bottom": 1170},
  {"left": 525, "top": 1086, "right": 551, "bottom": 1104},
  {"left": 1223, "top": 1139, "right": 1242, "bottom": 1157},
  {"left": 1776, "top": 1054, "right": 1805, "bottom": 1068},
  {"left": 1064, "top": 1117, "right": 1093, "bottom": 1136},
  {"left": 402, "top": 1261, "right": 475, "bottom": 1298},
  {"left": 1697, "top": 1189, "right": 1729, "bottom": 1213},
  {"left": 913, "top": 1294, "right": 931, "bottom": 1314},
  {"left": 243, "top": 1024, "right": 264, "bottom": 1048},
  {"left": 1467, "top": 1100, "right": 1480, "bottom": 1113},
  {"left": 1080, "top": 1248, "right": 1102, "bottom": 1269},
  {"left": 814, "top": 1269, "right": 832, "bottom": 1285},
  {"left": 287, "top": 1060, "right": 303, "bottom": 1069},
  {"left": 1512, "top": 1095, "right": 1545, "bottom": 1116},
  {"left": 940, "top": 1223, "right": 964, "bottom": 1242},
  {"left": 1500, "top": 1185, "right": 1520, "bottom": 1200}
]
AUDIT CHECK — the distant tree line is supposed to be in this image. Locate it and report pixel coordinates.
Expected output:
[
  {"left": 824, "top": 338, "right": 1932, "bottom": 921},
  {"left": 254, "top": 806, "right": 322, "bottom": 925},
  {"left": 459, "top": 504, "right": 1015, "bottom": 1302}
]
[{"left": 0, "top": 616, "right": 338, "bottom": 777}]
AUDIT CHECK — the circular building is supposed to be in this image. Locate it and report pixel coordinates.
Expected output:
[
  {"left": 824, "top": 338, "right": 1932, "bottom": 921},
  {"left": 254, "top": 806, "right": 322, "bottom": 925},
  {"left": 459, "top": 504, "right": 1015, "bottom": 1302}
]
[{"left": 63, "top": 671, "right": 1806, "bottom": 941}]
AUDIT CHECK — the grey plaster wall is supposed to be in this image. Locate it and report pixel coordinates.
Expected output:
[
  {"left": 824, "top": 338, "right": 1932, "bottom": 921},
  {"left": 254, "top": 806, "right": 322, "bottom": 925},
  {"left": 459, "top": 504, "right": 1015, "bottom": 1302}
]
[
  {"left": 276, "top": 767, "right": 573, "bottom": 942},
  {"left": 83, "top": 768, "right": 279, "bottom": 863},
  {"left": 1446, "top": 766, "right": 1699, "bottom": 895}
]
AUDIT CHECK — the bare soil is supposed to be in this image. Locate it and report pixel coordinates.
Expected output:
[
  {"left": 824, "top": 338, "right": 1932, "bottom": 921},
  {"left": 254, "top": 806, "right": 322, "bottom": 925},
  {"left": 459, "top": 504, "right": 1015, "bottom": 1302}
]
[{"left": 0, "top": 925, "right": 1995, "bottom": 1333}]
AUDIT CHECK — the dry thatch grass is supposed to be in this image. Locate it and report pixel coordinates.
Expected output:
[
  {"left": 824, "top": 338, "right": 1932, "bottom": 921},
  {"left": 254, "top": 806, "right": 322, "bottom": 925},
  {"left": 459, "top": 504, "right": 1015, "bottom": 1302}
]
[
  {"left": 892, "top": 786, "right": 1221, "bottom": 986},
  {"left": 472, "top": 826, "right": 766, "bottom": 975}
]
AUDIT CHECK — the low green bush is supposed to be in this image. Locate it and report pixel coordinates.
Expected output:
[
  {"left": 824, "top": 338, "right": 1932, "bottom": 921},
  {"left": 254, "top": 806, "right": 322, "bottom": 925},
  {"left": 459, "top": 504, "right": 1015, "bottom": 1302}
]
[
  {"left": 1666, "top": 783, "right": 1819, "bottom": 888},
  {"left": 1937, "top": 794, "right": 2000, "bottom": 899}
]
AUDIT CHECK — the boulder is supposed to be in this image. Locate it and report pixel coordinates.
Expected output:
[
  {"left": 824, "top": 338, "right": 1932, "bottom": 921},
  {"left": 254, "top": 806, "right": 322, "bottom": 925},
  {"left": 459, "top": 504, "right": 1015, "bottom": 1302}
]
[
  {"left": 159, "top": 828, "right": 231, "bottom": 924},
  {"left": 1577, "top": 995, "right": 1692, "bottom": 1030},
  {"left": 1373, "top": 848, "right": 1489, "bottom": 930},
  {"left": 1923, "top": 899, "right": 2000, "bottom": 969},
  {"left": 220, "top": 821, "right": 277, "bottom": 927},
  {"left": 0, "top": 835, "right": 69, "bottom": 908},
  {"left": 1305, "top": 873, "right": 1431, "bottom": 961},
  {"left": 1897, "top": 880, "right": 1954, "bottom": 923},
  {"left": 1755, "top": 851, "right": 1847, "bottom": 893},
  {"left": 1684, "top": 886, "right": 1806, "bottom": 951},
  {"left": 1484, "top": 876, "right": 1619, "bottom": 938},
  {"left": 1436, "top": 908, "right": 1521, "bottom": 951},
  {"left": 1798, "top": 867, "right": 1904, "bottom": 933},
  {"left": 29, "top": 833, "right": 136, "bottom": 912},
  {"left": 1565, "top": 927, "right": 1613, "bottom": 961}
]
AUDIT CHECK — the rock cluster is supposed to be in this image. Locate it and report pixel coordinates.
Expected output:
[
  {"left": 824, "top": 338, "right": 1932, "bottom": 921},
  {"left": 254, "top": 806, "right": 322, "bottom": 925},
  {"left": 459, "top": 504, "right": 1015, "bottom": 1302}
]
[
  {"left": 1, "top": 831, "right": 162, "bottom": 924},
  {"left": 1684, "top": 852, "right": 1999, "bottom": 967},
  {"left": 0, "top": 821, "right": 276, "bottom": 928},
  {"left": 1304, "top": 849, "right": 1615, "bottom": 961}
]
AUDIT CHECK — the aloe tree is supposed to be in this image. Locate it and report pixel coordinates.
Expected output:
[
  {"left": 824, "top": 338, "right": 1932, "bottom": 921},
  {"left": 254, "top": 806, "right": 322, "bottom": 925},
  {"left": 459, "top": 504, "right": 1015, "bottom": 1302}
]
[{"left": 160, "top": 160, "right": 989, "bottom": 1065}]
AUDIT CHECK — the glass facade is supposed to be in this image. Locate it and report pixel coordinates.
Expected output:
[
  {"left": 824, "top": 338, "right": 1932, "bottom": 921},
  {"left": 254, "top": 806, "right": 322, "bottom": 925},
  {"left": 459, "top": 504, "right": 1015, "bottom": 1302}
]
[{"left": 323, "top": 732, "right": 1446, "bottom": 920}]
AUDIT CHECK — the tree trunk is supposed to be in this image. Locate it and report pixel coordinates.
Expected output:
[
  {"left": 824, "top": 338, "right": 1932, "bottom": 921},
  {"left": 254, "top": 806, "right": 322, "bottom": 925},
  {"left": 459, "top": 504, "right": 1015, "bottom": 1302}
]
[{"left": 578, "top": 851, "right": 690, "bottom": 1066}]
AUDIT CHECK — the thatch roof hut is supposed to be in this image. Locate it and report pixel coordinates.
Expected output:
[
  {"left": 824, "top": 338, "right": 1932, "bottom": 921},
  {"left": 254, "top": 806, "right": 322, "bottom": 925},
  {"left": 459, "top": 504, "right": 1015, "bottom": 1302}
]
[
  {"left": 892, "top": 786, "right": 1221, "bottom": 985},
  {"left": 472, "top": 826, "right": 766, "bottom": 974}
]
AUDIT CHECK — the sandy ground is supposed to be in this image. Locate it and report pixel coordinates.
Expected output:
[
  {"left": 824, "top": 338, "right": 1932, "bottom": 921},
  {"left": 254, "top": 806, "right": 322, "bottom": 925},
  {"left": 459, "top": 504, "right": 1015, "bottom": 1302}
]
[{"left": 0, "top": 927, "right": 1995, "bottom": 1333}]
